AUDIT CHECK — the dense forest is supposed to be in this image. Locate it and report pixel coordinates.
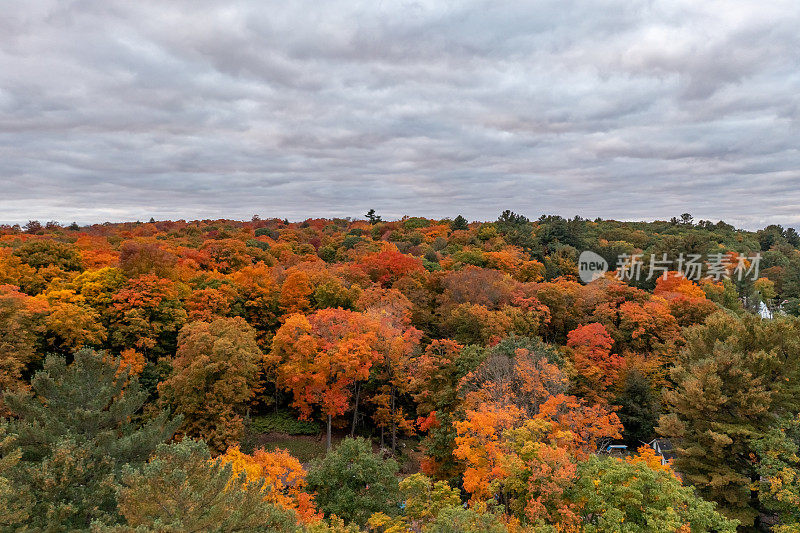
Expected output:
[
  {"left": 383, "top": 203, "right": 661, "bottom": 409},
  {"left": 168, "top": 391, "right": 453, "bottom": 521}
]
[{"left": 2, "top": 211, "right": 800, "bottom": 532}]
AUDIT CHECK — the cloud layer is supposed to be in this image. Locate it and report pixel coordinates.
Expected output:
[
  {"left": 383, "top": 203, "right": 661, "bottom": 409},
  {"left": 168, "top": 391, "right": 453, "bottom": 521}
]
[{"left": 2, "top": 0, "right": 799, "bottom": 228}]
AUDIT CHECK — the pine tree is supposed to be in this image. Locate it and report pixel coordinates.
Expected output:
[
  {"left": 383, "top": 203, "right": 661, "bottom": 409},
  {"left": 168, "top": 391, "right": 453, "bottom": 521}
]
[
  {"left": 0, "top": 426, "right": 29, "bottom": 529},
  {"left": 110, "top": 439, "right": 298, "bottom": 532},
  {"left": 3, "top": 348, "right": 180, "bottom": 529},
  {"left": 450, "top": 215, "right": 469, "bottom": 231},
  {"left": 658, "top": 313, "right": 800, "bottom": 527}
]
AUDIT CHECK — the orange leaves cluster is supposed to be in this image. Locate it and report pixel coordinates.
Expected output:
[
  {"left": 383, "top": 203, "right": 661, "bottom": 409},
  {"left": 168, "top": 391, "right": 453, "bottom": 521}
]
[
  {"left": 75, "top": 235, "right": 118, "bottom": 269},
  {"left": 460, "top": 341, "right": 567, "bottom": 416},
  {"left": 654, "top": 271, "right": 706, "bottom": 299},
  {"left": 454, "top": 395, "right": 622, "bottom": 507},
  {"left": 503, "top": 418, "right": 582, "bottom": 528},
  {"left": 118, "top": 348, "right": 146, "bottom": 376},
  {"left": 626, "top": 445, "right": 675, "bottom": 476},
  {"left": 0, "top": 284, "right": 48, "bottom": 413},
  {"left": 271, "top": 309, "right": 382, "bottom": 419},
  {"left": 655, "top": 271, "right": 718, "bottom": 327},
  {"left": 566, "top": 323, "right": 623, "bottom": 404},
  {"left": 533, "top": 394, "right": 622, "bottom": 458},
  {"left": 454, "top": 403, "right": 524, "bottom": 501},
  {"left": 184, "top": 286, "right": 236, "bottom": 321},
  {"left": 218, "top": 446, "right": 320, "bottom": 523},
  {"left": 279, "top": 270, "right": 313, "bottom": 316},
  {"left": 356, "top": 248, "right": 423, "bottom": 288},
  {"left": 514, "top": 350, "right": 569, "bottom": 410}
]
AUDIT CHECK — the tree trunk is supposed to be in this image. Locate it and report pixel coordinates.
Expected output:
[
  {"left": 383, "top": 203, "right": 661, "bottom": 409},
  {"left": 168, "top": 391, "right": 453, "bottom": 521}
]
[
  {"left": 351, "top": 382, "right": 360, "bottom": 437},
  {"left": 391, "top": 386, "right": 397, "bottom": 454},
  {"left": 750, "top": 471, "right": 763, "bottom": 530},
  {"left": 326, "top": 415, "right": 332, "bottom": 451}
]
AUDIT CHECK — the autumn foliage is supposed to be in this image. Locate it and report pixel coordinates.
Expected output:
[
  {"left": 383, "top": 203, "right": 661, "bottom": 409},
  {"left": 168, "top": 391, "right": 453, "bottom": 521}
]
[
  {"left": 218, "top": 446, "right": 320, "bottom": 523},
  {"left": 0, "top": 213, "right": 787, "bottom": 531}
]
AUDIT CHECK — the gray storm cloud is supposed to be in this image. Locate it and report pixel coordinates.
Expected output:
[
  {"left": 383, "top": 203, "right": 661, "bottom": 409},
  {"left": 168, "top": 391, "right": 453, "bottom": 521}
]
[{"left": 1, "top": 0, "right": 799, "bottom": 228}]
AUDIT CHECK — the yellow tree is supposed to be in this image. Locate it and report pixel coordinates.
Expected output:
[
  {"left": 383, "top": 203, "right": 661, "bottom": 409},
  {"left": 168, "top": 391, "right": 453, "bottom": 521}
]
[
  {"left": 218, "top": 446, "right": 320, "bottom": 523},
  {"left": 159, "top": 317, "right": 265, "bottom": 452}
]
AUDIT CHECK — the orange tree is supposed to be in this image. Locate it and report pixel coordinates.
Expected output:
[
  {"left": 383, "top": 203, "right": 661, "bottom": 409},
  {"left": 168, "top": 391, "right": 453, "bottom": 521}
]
[
  {"left": 0, "top": 284, "right": 47, "bottom": 414},
  {"left": 271, "top": 308, "right": 383, "bottom": 449},
  {"left": 565, "top": 323, "right": 623, "bottom": 404}
]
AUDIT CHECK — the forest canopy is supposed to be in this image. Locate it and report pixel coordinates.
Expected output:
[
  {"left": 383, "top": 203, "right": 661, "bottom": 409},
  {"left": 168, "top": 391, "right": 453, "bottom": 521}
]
[{"left": 1, "top": 212, "right": 798, "bottom": 532}]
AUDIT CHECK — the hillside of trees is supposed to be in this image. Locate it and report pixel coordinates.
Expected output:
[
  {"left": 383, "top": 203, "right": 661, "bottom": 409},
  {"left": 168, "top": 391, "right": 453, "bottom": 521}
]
[{"left": 2, "top": 211, "right": 800, "bottom": 532}]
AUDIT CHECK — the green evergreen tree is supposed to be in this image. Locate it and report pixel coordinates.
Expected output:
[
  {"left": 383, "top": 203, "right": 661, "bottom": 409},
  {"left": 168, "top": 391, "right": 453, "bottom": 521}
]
[
  {"left": 0, "top": 426, "right": 29, "bottom": 529},
  {"left": 450, "top": 215, "right": 469, "bottom": 231},
  {"left": 107, "top": 439, "right": 298, "bottom": 533},
  {"left": 2, "top": 349, "right": 180, "bottom": 529},
  {"left": 658, "top": 313, "right": 800, "bottom": 527},
  {"left": 615, "top": 369, "right": 660, "bottom": 446},
  {"left": 496, "top": 210, "right": 537, "bottom": 254}
]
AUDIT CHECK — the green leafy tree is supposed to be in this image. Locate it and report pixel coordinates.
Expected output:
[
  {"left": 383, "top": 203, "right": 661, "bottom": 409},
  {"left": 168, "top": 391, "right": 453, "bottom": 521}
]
[
  {"left": 367, "top": 473, "right": 463, "bottom": 532},
  {"left": 399, "top": 473, "right": 461, "bottom": 525},
  {"left": 2, "top": 349, "right": 179, "bottom": 529},
  {"left": 12, "top": 239, "right": 83, "bottom": 272},
  {"left": 658, "top": 313, "right": 800, "bottom": 526},
  {"left": 0, "top": 284, "right": 47, "bottom": 414},
  {"left": 306, "top": 437, "right": 400, "bottom": 527},
  {"left": 783, "top": 257, "right": 800, "bottom": 299},
  {"left": 109, "top": 439, "right": 298, "bottom": 533},
  {"left": 752, "top": 415, "right": 800, "bottom": 531},
  {"left": 571, "top": 456, "right": 738, "bottom": 532},
  {"left": 410, "top": 340, "right": 483, "bottom": 479},
  {"left": 426, "top": 506, "right": 508, "bottom": 533}
]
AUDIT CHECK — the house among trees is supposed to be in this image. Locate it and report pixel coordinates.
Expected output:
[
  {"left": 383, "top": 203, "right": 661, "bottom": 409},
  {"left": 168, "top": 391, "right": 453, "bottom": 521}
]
[{"left": 647, "top": 438, "right": 676, "bottom": 467}]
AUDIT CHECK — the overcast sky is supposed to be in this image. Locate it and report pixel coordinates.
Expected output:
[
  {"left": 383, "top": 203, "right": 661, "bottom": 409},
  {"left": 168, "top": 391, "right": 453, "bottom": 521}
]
[{"left": 1, "top": 1, "right": 799, "bottom": 228}]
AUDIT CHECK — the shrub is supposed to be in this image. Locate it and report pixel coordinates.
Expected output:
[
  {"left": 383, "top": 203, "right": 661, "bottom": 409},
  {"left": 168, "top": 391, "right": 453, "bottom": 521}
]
[{"left": 250, "top": 412, "right": 321, "bottom": 435}]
